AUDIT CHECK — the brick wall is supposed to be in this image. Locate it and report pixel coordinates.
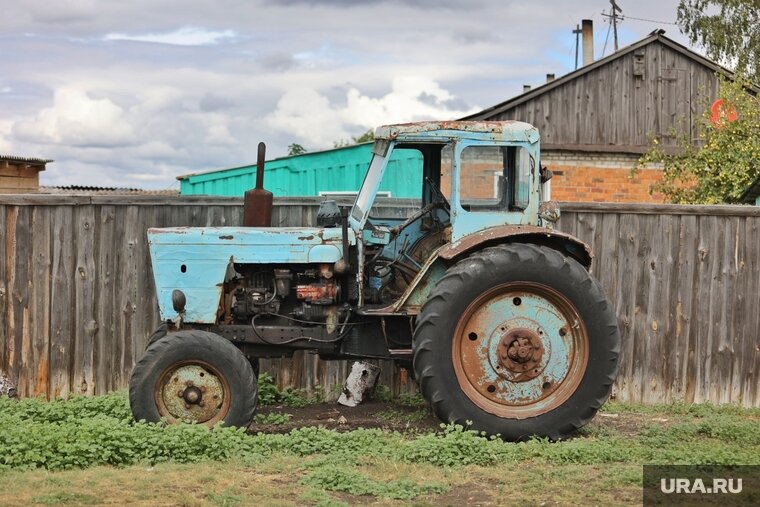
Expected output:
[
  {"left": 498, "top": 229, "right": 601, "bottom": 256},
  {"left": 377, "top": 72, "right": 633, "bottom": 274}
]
[{"left": 543, "top": 151, "right": 663, "bottom": 203}]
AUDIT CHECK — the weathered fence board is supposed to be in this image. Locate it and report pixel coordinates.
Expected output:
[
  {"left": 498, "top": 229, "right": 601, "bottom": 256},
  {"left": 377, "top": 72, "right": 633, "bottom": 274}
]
[{"left": 0, "top": 195, "right": 758, "bottom": 406}]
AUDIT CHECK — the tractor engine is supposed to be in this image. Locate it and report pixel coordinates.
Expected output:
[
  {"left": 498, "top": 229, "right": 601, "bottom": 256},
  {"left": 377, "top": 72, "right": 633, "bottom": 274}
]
[{"left": 226, "top": 264, "right": 348, "bottom": 326}]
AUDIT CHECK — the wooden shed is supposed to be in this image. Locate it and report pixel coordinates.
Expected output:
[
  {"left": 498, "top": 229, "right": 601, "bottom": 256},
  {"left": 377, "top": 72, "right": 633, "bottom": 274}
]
[
  {"left": 463, "top": 30, "right": 727, "bottom": 203},
  {"left": 0, "top": 156, "right": 52, "bottom": 194}
]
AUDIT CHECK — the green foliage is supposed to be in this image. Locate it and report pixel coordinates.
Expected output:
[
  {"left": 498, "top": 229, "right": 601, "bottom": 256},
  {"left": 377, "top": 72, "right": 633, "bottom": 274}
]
[
  {"left": 253, "top": 412, "right": 292, "bottom": 425},
  {"left": 639, "top": 76, "right": 760, "bottom": 203},
  {"left": 256, "top": 372, "right": 311, "bottom": 407},
  {"left": 1, "top": 393, "right": 759, "bottom": 474},
  {"left": 677, "top": 0, "right": 760, "bottom": 81},
  {"left": 372, "top": 384, "right": 393, "bottom": 402},
  {"left": 206, "top": 488, "right": 244, "bottom": 507},
  {"left": 377, "top": 408, "right": 429, "bottom": 424},
  {"left": 302, "top": 463, "right": 448, "bottom": 500},
  {"left": 395, "top": 392, "right": 427, "bottom": 407},
  {"left": 333, "top": 128, "right": 375, "bottom": 148},
  {"left": 287, "top": 143, "right": 307, "bottom": 156}
]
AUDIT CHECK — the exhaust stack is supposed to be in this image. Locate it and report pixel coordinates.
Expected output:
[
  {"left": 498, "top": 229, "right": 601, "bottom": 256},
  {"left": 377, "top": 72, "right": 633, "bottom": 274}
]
[{"left": 243, "top": 142, "right": 273, "bottom": 227}]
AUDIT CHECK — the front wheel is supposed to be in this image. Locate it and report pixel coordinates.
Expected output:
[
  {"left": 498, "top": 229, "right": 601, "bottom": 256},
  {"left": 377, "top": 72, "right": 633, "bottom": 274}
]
[
  {"left": 130, "top": 330, "right": 257, "bottom": 427},
  {"left": 413, "top": 244, "right": 620, "bottom": 440}
]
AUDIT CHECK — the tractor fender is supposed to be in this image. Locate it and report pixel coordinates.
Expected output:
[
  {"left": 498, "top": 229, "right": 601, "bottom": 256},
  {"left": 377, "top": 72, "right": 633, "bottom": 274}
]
[{"left": 437, "top": 225, "right": 592, "bottom": 270}]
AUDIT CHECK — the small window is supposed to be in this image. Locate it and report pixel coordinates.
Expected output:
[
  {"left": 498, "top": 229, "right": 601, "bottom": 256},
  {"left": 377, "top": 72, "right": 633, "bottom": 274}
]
[{"left": 459, "top": 145, "right": 533, "bottom": 211}]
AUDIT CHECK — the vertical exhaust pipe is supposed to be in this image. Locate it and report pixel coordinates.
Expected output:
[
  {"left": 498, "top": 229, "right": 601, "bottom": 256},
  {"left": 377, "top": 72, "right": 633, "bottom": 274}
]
[{"left": 243, "top": 142, "right": 273, "bottom": 227}]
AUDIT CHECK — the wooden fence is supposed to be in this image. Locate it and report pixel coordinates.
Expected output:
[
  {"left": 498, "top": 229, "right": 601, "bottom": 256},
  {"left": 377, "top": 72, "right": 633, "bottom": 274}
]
[{"left": 0, "top": 195, "right": 758, "bottom": 406}]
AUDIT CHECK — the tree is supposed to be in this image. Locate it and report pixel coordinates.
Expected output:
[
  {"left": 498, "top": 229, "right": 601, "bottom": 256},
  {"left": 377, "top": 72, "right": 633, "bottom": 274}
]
[
  {"left": 639, "top": 76, "right": 760, "bottom": 203},
  {"left": 677, "top": 0, "right": 760, "bottom": 81},
  {"left": 333, "top": 129, "right": 375, "bottom": 148},
  {"left": 287, "top": 143, "right": 307, "bottom": 156}
]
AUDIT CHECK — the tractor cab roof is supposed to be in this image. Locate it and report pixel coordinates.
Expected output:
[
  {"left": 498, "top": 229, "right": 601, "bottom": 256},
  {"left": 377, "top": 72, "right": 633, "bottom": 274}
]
[{"left": 374, "top": 120, "right": 540, "bottom": 144}]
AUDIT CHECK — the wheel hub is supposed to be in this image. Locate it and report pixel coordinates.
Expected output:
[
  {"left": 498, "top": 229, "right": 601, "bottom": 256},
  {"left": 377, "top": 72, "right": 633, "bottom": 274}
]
[
  {"left": 157, "top": 363, "right": 227, "bottom": 424},
  {"left": 181, "top": 385, "right": 203, "bottom": 405},
  {"left": 498, "top": 328, "right": 543, "bottom": 377}
]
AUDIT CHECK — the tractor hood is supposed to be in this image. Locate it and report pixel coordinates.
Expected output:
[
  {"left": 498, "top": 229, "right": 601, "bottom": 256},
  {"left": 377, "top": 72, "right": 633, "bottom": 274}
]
[{"left": 148, "top": 226, "right": 354, "bottom": 323}]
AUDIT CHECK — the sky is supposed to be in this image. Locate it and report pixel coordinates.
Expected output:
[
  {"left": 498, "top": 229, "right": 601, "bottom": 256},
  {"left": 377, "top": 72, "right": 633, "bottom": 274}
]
[{"left": 0, "top": 0, "right": 695, "bottom": 190}]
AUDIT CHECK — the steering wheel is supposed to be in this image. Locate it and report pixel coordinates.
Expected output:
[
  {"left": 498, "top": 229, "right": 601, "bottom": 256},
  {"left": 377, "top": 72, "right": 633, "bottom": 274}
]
[{"left": 425, "top": 176, "right": 451, "bottom": 213}]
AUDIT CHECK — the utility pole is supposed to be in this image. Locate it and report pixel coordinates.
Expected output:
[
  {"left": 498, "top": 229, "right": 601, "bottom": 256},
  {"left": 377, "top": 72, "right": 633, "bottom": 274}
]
[
  {"left": 609, "top": 0, "right": 622, "bottom": 51},
  {"left": 572, "top": 24, "right": 582, "bottom": 70}
]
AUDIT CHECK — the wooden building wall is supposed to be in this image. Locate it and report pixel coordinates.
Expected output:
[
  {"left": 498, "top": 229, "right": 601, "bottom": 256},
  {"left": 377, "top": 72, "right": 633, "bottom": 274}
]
[
  {"left": 487, "top": 40, "right": 719, "bottom": 151},
  {"left": 0, "top": 195, "right": 758, "bottom": 406}
]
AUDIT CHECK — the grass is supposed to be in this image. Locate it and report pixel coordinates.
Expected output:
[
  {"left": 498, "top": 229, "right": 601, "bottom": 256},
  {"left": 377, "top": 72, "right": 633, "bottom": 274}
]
[{"left": 0, "top": 392, "right": 758, "bottom": 506}]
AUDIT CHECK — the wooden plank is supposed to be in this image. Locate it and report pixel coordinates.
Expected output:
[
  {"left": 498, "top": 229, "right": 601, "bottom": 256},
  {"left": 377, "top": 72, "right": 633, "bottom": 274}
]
[
  {"left": 729, "top": 217, "right": 748, "bottom": 404},
  {"left": 644, "top": 214, "right": 678, "bottom": 403},
  {"left": 675, "top": 215, "right": 698, "bottom": 403},
  {"left": 72, "top": 206, "right": 97, "bottom": 395},
  {"left": 11, "top": 207, "right": 32, "bottom": 396},
  {"left": 0, "top": 205, "right": 6, "bottom": 374},
  {"left": 110, "top": 204, "right": 127, "bottom": 391},
  {"left": 30, "top": 207, "right": 52, "bottom": 397},
  {"left": 121, "top": 205, "right": 140, "bottom": 387},
  {"left": 693, "top": 215, "right": 717, "bottom": 403},
  {"left": 95, "top": 205, "right": 115, "bottom": 394},
  {"left": 745, "top": 217, "right": 760, "bottom": 406},
  {"left": 715, "top": 218, "right": 739, "bottom": 403},
  {"left": 49, "top": 206, "right": 75, "bottom": 398},
  {"left": 613, "top": 213, "right": 639, "bottom": 402}
]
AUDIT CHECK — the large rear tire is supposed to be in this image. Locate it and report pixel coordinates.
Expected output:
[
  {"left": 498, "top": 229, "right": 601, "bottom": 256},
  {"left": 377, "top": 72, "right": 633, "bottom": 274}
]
[
  {"left": 130, "top": 330, "right": 257, "bottom": 427},
  {"left": 413, "top": 244, "right": 619, "bottom": 440}
]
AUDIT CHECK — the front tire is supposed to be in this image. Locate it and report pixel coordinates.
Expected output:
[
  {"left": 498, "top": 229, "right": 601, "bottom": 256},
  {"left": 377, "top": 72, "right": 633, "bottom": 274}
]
[
  {"left": 130, "top": 330, "right": 257, "bottom": 427},
  {"left": 413, "top": 244, "right": 619, "bottom": 440}
]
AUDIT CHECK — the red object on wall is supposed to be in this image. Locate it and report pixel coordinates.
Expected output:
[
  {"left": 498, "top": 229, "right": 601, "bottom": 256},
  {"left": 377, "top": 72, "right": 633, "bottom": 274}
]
[{"left": 710, "top": 99, "right": 739, "bottom": 127}]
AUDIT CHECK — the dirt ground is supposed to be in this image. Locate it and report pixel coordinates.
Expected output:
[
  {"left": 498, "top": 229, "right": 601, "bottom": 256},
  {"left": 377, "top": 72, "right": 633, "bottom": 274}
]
[
  {"left": 249, "top": 400, "right": 658, "bottom": 436},
  {"left": 250, "top": 400, "right": 441, "bottom": 434}
]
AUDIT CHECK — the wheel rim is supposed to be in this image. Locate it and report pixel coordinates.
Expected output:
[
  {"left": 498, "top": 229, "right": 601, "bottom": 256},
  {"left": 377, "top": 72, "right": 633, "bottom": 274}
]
[
  {"left": 154, "top": 360, "right": 231, "bottom": 426},
  {"left": 452, "top": 281, "right": 589, "bottom": 419}
]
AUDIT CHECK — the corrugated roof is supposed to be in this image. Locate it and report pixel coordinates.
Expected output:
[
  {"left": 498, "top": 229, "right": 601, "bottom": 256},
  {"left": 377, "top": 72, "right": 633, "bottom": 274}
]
[
  {"left": 40, "top": 185, "right": 178, "bottom": 195},
  {"left": 1, "top": 155, "right": 53, "bottom": 165}
]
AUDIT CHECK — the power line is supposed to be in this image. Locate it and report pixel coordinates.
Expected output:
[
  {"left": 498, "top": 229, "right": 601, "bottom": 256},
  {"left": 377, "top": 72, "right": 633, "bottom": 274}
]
[{"left": 620, "top": 14, "right": 678, "bottom": 25}]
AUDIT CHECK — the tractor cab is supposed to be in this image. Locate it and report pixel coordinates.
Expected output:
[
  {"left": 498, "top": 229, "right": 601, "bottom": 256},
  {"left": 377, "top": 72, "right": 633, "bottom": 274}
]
[{"left": 344, "top": 121, "right": 563, "bottom": 311}]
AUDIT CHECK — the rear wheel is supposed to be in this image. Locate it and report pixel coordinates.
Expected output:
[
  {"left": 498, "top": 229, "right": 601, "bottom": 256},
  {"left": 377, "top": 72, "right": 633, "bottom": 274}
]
[
  {"left": 413, "top": 244, "right": 619, "bottom": 440},
  {"left": 130, "top": 330, "right": 257, "bottom": 427}
]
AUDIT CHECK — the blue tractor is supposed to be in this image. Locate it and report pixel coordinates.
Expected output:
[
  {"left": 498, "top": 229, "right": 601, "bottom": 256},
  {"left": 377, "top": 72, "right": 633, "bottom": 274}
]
[{"left": 130, "top": 121, "right": 620, "bottom": 440}]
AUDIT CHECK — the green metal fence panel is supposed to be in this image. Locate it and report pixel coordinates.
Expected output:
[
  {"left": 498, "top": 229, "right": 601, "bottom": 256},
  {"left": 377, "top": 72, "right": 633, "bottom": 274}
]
[{"left": 179, "top": 143, "right": 423, "bottom": 198}]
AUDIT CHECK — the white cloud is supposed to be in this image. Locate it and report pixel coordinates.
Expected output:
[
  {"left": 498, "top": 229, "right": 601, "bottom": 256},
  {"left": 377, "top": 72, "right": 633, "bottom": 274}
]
[
  {"left": 13, "top": 88, "right": 136, "bottom": 147},
  {"left": 265, "top": 77, "right": 479, "bottom": 148},
  {"left": 103, "top": 27, "right": 236, "bottom": 46}
]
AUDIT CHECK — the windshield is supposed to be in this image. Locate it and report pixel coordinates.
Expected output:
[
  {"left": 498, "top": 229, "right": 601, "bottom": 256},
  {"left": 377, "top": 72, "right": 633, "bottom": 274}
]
[{"left": 349, "top": 152, "right": 388, "bottom": 229}]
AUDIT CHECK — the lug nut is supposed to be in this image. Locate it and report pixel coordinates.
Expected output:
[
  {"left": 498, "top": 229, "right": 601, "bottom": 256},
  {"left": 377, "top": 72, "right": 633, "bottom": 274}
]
[
  {"left": 198, "top": 401, "right": 205, "bottom": 408},
  {"left": 177, "top": 390, "right": 184, "bottom": 397},
  {"left": 184, "top": 403, "right": 191, "bottom": 409},
  {"left": 200, "top": 386, "right": 207, "bottom": 393},
  {"left": 185, "top": 380, "right": 194, "bottom": 386}
]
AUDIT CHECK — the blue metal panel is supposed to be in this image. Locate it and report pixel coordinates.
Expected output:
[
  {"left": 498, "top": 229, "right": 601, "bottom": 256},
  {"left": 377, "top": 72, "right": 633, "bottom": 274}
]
[{"left": 149, "top": 226, "right": 355, "bottom": 323}]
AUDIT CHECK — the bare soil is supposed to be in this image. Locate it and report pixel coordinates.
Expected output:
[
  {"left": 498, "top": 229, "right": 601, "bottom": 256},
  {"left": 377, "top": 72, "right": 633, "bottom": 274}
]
[
  {"left": 250, "top": 400, "right": 440, "bottom": 434},
  {"left": 250, "top": 400, "right": 663, "bottom": 437}
]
